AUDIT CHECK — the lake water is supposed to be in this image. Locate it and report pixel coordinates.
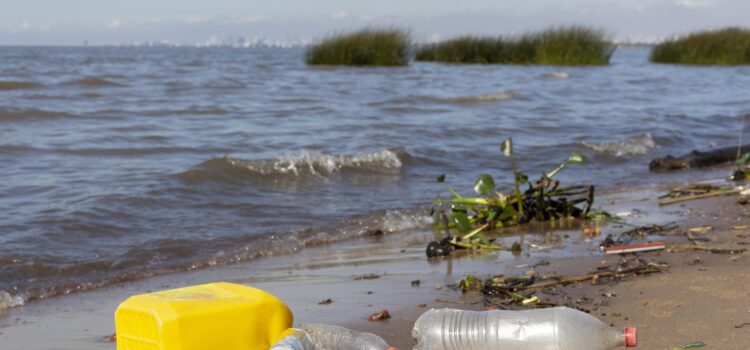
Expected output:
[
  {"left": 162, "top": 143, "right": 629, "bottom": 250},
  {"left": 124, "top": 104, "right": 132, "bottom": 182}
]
[{"left": 1, "top": 45, "right": 748, "bottom": 309}]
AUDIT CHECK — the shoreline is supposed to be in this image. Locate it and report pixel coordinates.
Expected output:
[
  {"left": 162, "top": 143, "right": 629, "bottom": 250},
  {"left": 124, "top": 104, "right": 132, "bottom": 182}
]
[{"left": 1, "top": 179, "right": 748, "bottom": 349}]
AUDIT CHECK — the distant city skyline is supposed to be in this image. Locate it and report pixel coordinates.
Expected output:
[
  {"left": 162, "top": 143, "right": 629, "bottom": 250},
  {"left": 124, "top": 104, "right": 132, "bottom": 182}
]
[{"left": 1, "top": 0, "right": 748, "bottom": 45}]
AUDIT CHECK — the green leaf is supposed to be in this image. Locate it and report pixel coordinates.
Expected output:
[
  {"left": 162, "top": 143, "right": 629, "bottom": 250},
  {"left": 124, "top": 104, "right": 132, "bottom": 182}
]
[
  {"left": 671, "top": 342, "right": 706, "bottom": 349},
  {"left": 515, "top": 172, "right": 529, "bottom": 185},
  {"left": 547, "top": 151, "right": 586, "bottom": 178},
  {"left": 470, "top": 233, "right": 491, "bottom": 245},
  {"left": 442, "top": 197, "right": 492, "bottom": 206},
  {"left": 546, "top": 164, "right": 565, "bottom": 179},
  {"left": 462, "top": 224, "right": 489, "bottom": 240},
  {"left": 446, "top": 185, "right": 463, "bottom": 199},
  {"left": 567, "top": 151, "right": 586, "bottom": 164},
  {"left": 453, "top": 212, "right": 473, "bottom": 235},
  {"left": 586, "top": 208, "right": 616, "bottom": 220},
  {"left": 459, "top": 274, "right": 479, "bottom": 291},
  {"left": 500, "top": 138, "right": 513, "bottom": 157},
  {"left": 737, "top": 153, "right": 750, "bottom": 165},
  {"left": 474, "top": 174, "right": 496, "bottom": 195},
  {"left": 499, "top": 205, "right": 515, "bottom": 221}
]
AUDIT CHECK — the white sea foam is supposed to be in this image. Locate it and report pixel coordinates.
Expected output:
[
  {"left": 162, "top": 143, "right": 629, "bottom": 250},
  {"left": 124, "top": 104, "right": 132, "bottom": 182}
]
[
  {"left": 270, "top": 149, "right": 404, "bottom": 176},
  {"left": 380, "top": 210, "right": 433, "bottom": 233},
  {"left": 219, "top": 148, "right": 407, "bottom": 177},
  {"left": 443, "top": 92, "right": 515, "bottom": 104},
  {"left": 543, "top": 71, "right": 570, "bottom": 79},
  {"left": 0, "top": 291, "right": 24, "bottom": 313},
  {"left": 582, "top": 133, "right": 657, "bottom": 157}
]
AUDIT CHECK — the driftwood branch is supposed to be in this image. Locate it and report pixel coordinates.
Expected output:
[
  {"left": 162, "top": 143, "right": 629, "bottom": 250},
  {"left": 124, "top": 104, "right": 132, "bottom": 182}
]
[
  {"left": 669, "top": 245, "right": 747, "bottom": 255},
  {"left": 650, "top": 143, "right": 750, "bottom": 172},
  {"left": 659, "top": 188, "right": 741, "bottom": 206},
  {"left": 515, "top": 264, "right": 664, "bottom": 291}
]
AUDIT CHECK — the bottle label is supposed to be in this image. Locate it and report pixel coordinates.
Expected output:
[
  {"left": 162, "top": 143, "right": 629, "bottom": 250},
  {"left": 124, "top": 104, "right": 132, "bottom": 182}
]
[{"left": 625, "top": 327, "right": 637, "bottom": 347}]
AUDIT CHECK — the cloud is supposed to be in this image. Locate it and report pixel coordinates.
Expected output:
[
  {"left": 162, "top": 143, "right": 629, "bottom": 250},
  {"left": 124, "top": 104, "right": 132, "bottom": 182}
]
[
  {"left": 331, "top": 11, "right": 349, "bottom": 19},
  {"left": 675, "top": 0, "right": 715, "bottom": 8},
  {"left": 109, "top": 19, "right": 122, "bottom": 28}
]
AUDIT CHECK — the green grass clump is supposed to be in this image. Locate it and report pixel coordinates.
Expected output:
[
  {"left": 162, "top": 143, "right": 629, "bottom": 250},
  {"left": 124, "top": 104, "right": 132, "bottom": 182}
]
[
  {"left": 414, "top": 36, "right": 533, "bottom": 64},
  {"left": 650, "top": 27, "right": 750, "bottom": 65},
  {"left": 415, "top": 26, "right": 614, "bottom": 66},
  {"left": 306, "top": 29, "right": 410, "bottom": 66}
]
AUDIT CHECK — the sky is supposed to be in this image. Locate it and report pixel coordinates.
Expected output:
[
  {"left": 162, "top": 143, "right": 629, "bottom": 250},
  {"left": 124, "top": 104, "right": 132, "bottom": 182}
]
[{"left": 0, "top": 0, "right": 748, "bottom": 45}]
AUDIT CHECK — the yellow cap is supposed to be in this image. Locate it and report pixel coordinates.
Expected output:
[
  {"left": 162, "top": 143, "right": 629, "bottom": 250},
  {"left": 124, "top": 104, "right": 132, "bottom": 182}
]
[{"left": 115, "top": 282, "right": 292, "bottom": 350}]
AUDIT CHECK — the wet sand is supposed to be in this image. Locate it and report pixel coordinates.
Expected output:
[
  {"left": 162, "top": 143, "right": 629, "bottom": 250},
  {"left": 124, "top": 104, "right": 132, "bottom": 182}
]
[{"left": 1, "top": 182, "right": 748, "bottom": 349}]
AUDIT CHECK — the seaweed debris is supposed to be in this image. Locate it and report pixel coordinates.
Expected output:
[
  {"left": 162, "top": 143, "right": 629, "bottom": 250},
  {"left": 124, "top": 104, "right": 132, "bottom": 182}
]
[
  {"left": 426, "top": 138, "right": 592, "bottom": 257},
  {"left": 455, "top": 258, "right": 666, "bottom": 311},
  {"left": 733, "top": 152, "right": 750, "bottom": 181},
  {"left": 658, "top": 184, "right": 741, "bottom": 206},
  {"left": 600, "top": 223, "right": 678, "bottom": 248}
]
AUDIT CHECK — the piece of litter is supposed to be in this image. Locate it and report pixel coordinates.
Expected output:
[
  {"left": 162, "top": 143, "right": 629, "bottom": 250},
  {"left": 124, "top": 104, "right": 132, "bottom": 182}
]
[
  {"left": 368, "top": 309, "right": 391, "bottom": 321},
  {"left": 671, "top": 341, "right": 706, "bottom": 349},
  {"left": 604, "top": 242, "right": 666, "bottom": 255},
  {"left": 583, "top": 226, "right": 601, "bottom": 237},
  {"left": 354, "top": 273, "right": 380, "bottom": 280},
  {"left": 688, "top": 226, "right": 713, "bottom": 234},
  {"left": 522, "top": 296, "right": 539, "bottom": 305}
]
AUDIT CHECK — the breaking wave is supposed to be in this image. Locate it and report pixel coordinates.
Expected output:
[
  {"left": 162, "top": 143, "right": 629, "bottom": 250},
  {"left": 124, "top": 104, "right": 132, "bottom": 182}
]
[
  {"left": 582, "top": 133, "right": 657, "bottom": 157},
  {"left": 380, "top": 209, "right": 433, "bottom": 233},
  {"left": 181, "top": 148, "right": 409, "bottom": 183},
  {"left": 0, "top": 290, "right": 24, "bottom": 313}
]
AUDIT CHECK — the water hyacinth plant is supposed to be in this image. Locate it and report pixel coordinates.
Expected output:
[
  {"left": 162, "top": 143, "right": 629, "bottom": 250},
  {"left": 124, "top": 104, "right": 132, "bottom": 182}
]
[
  {"left": 651, "top": 27, "right": 750, "bottom": 65},
  {"left": 733, "top": 152, "right": 750, "bottom": 181},
  {"left": 415, "top": 26, "right": 614, "bottom": 66},
  {"left": 427, "top": 139, "right": 593, "bottom": 257},
  {"left": 306, "top": 28, "right": 410, "bottom": 66}
]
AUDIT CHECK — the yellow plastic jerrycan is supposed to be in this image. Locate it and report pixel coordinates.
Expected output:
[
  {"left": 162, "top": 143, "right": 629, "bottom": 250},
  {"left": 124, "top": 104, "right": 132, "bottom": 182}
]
[{"left": 114, "top": 282, "right": 292, "bottom": 350}]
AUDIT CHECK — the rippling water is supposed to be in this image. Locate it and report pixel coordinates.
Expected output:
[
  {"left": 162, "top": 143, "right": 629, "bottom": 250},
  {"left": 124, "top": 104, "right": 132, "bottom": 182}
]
[{"left": 1, "top": 46, "right": 748, "bottom": 308}]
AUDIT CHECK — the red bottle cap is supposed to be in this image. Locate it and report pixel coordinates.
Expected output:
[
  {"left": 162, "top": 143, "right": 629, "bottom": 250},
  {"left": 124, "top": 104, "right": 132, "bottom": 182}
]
[{"left": 625, "top": 327, "right": 637, "bottom": 347}]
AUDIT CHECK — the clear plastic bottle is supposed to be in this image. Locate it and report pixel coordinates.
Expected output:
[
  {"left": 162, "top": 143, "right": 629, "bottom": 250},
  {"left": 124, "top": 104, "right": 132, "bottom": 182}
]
[
  {"left": 411, "top": 307, "right": 636, "bottom": 350},
  {"left": 270, "top": 324, "right": 395, "bottom": 350},
  {"left": 271, "top": 329, "right": 314, "bottom": 350}
]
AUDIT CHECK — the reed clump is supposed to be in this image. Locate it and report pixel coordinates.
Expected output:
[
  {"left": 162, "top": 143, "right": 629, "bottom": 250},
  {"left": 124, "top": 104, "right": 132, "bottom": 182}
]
[
  {"left": 650, "top": 27, "right": 750, "bottom": 65},
  {"left": 415, "top": 26, "right": 613, "bottom": 66},
  {"left": 306, "top": 29, "right": 410, "bottom": 66}
]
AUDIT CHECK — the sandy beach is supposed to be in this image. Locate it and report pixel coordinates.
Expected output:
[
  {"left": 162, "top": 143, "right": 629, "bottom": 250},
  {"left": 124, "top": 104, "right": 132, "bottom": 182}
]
[{"left": 0, "top": 180, "right": 748, "bottom": 349}]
